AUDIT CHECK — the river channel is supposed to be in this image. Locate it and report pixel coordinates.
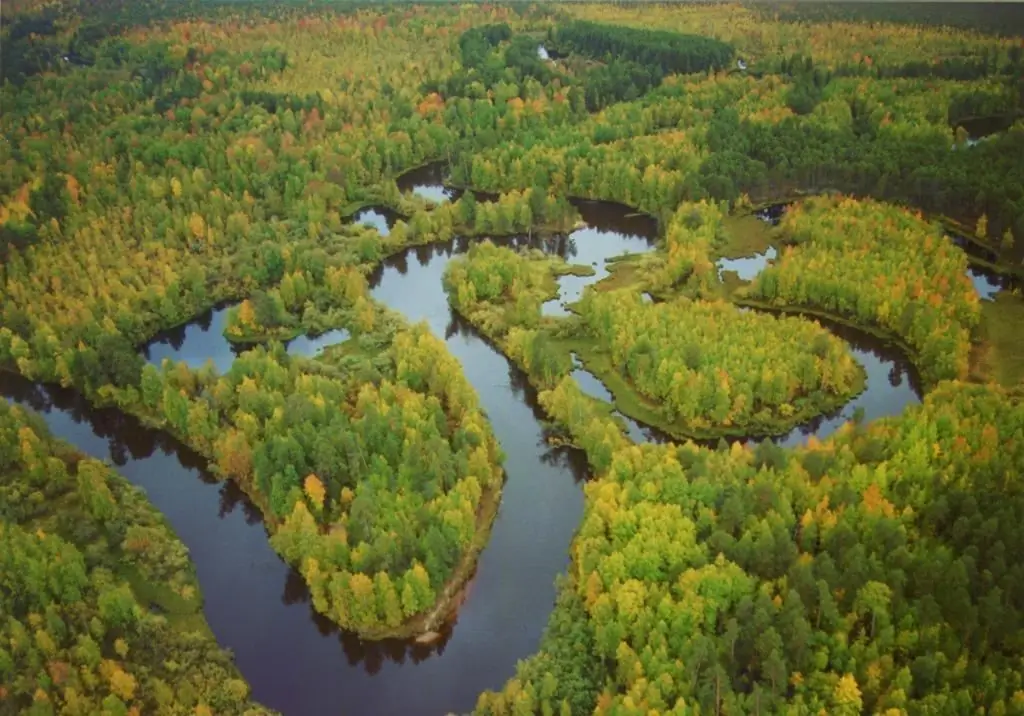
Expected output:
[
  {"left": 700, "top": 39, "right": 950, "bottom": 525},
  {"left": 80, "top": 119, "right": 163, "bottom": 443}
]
[{"left": 1, "top": 176, "right": 928, "bottom": 715}]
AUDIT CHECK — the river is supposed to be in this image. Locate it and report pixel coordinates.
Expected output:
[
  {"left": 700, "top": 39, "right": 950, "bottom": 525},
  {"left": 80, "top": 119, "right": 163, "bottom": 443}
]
[{"left": 1, "top": 177, "right": 925, "bottom": 716}]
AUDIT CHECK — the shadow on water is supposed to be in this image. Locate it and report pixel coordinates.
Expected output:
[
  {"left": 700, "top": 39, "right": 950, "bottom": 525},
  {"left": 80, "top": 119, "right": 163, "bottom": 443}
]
[
  {"left": 755, "top": 202, "right": 789, "bottom": 226},
  {"left": 353, "top": 206, "right": 401, "bottom": 238},
  {"left": 0, "top": 369, "right": 536, "bottom": 694},
  {"left": 717, "top": 245, "right": 777, "bottom": 282},
  {"left": 144, "top": 301, "right": 245, "bottom": 375},
  {"left": 953, "top": 114, "right": 1018, "bottom": 148},
  {"left": 949, "top": 233, "right": 1020, "bottom": 300},
  {"left": 542, "top": 199, "right": 659, "bottom": 317},
  {"left": 396, "top": 163, "right": 459, "bottom": 204}
]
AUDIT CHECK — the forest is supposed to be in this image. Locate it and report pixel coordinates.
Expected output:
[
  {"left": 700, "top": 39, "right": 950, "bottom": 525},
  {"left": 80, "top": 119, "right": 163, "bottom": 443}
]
[
  {"left": 2, "top": 0, "right": 1023, "bottom": 714},
  {"left": 444, "top": 239, "right": 865, "bottom": 438},
  {"left": 747, "top": 196, "right": 980, "bottom": 386},
  {"left": 0, "top": 401, "right": 269, "bottom": 715}
]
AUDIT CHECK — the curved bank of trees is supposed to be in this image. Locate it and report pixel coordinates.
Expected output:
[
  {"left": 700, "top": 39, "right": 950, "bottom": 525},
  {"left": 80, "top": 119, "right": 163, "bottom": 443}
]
[
  {"left": 0, "top": 402, "right": 271, "bottom": 715},
  {"left": 748, "top": 196, "right": 981, "bottom": 386}
]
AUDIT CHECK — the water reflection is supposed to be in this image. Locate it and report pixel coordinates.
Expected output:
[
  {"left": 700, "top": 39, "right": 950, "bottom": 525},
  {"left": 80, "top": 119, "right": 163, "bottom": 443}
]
[
  {"left": 353, "top": 206, "right": 401, "bottom": 237},
  {"left": 953, "top": 114, "right": 1016, "bottom": 148},
  {"left": 542, "top": 200, "right": 658, "bottom": 316},
  {"left": 283, "top": 329, "right": 351, "bottom": 358},
  {"left": 947, "top": 233, "right": 1018, "bottom": 300},
  {"left": 396, "top": 163, "right": 459, "bottom": 204},
  {"left": 717, "top": 245, "right": 777, "bottom": 282},
  {"left": 144, "top": 302, "right": 244, "bottom": 374}
]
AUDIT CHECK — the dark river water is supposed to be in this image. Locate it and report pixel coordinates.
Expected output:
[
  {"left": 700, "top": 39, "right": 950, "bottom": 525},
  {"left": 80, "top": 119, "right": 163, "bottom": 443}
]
[
  {"left": 397, "top": 162, "right": 459, "bottom": 204},
  {"left": 1, "top": 178, "right": 930, "bottom": 715}
]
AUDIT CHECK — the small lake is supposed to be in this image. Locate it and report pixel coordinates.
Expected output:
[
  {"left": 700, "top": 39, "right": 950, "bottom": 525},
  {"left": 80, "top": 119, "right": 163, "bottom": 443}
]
[
  {"left": 953, "top": 113, "right": 1018, "bottom": 148},
  {"left": 353, "top": 206, "right": 401, "bottom": 237},
  {"left": 144, "top": 311, "right": 350, "bottom": 374}
]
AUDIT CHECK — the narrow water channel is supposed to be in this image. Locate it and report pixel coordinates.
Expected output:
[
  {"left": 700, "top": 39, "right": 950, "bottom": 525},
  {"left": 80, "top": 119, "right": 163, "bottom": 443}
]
[
  {"left": 541, "top": 200, "right": 658, "bottom": 316},
  {"left": 569, "top": 310, "right": 922, "bottom": 449},
  {"left": 0, "top": 180, "right": 926, "bottom": 716}
]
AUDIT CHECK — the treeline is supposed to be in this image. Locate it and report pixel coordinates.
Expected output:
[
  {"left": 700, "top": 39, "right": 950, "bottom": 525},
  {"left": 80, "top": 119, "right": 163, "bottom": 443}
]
[
  {"left": 833, "top": 55, "right": 1015, "bottom": 82},
  {"left": 548, "top": 20, "right": 733, "bottom": 111},
  {"left": 765, "top": 1, "right": 1024, "bottom": 38},
  {"left": 550, "top": 20, "right": 734, "bottom": 77},
  {"left": 947, "top": 84, "right": 1022, "bottom": 128},
  {"left": 778, "top": 53, "right": 832, "bottom": 115},
  {"left": 438, "top": 19, "right": 735, "bottom": 115},
  {"left": 703, "top": 99, "right": 1024, "bottom": 249},
  {"left": 479, "top": 380, "right": 1024, "bottom": 716},
  {"left": 0, "top": 402, "right": 270, "bottom": 714},
  {"left": 431, "top": 23, "right": 558, "bottom": 101},
  {"left": 748, "top": 196, "right": 980, "bottom": 384}
]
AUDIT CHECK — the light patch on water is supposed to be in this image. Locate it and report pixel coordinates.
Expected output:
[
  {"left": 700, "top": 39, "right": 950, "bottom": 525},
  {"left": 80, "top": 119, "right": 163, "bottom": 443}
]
[{"left": 717, "top": 245, "right": 777, "bottom": 282}]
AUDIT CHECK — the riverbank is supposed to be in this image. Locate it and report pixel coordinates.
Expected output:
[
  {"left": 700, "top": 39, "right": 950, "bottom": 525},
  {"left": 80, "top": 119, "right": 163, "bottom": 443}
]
[
  {"left": 0, "top": 397, "right": 273, "bottom": 715},
  {"left": 734, "top": 297, "right": 930, "bottom": 381},
  {"left": 553, "top": 333, "right": 866, "bottom": 442}
]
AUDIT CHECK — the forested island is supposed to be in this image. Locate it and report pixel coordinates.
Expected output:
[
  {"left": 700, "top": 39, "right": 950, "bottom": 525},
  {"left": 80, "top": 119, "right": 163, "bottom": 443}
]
[{"left": 2, "top": 1, "right": 1023, "bottom": 714}]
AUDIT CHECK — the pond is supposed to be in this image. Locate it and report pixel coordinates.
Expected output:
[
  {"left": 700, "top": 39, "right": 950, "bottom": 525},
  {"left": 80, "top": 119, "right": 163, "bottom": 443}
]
[
  {"left": 953, "top": 113, "right": 1018, "bottom": 148},
  {"left": 144, "top": 309, "right": 351, "bottom": 373},
  {"left": 352, "top": 205, "right": 401, "bottom": 237}
]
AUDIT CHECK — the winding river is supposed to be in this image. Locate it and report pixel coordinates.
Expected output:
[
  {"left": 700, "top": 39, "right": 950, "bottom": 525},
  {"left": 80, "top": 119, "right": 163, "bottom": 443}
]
[{"left": 2, "top": 179, "right": 931, "bottom": 715}]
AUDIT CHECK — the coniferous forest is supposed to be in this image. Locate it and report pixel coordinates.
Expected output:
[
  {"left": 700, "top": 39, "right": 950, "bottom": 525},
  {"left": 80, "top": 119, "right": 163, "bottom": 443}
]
[{"left": 2, "top": 1, "right": 1024, "bottom": 715}]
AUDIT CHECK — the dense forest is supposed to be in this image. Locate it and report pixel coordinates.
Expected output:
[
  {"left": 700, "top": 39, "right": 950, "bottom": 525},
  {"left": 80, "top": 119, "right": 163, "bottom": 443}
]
[
  {"left": 747, "top": 196, "right": 980, "bottom": 386},
  {"left": 0, "top": 402, "right": 270, "bottom": 715},
  {"left": 2, "top": 0, "right": 1023, "bottom": 714},
  {"left": 478, "top": 380, "right": 1024, "bottom": 715}
]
